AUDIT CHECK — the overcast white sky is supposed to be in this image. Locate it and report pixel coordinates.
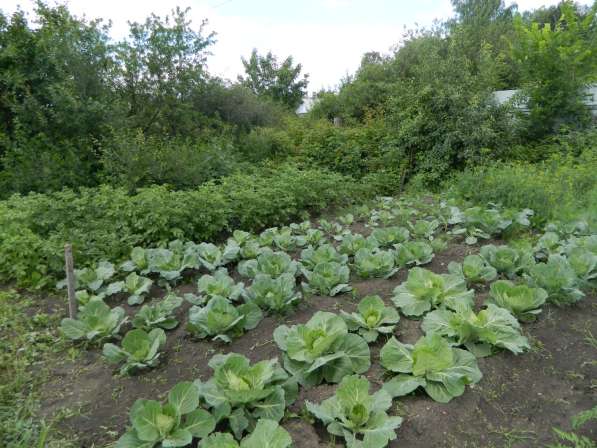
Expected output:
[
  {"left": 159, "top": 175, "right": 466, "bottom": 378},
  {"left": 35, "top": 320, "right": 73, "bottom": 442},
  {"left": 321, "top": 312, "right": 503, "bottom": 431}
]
[{"left": 2, "top": 0, "right": 592, "bottom": 90}]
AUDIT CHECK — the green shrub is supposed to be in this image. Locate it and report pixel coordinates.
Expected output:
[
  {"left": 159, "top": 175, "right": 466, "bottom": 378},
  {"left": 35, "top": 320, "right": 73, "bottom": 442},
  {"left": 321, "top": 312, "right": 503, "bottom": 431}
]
[
  {"left": 502, "top": 129, "right": 597, "bottom": 163},
  {"left": 239, "top": 127, "right": 295, "bottom": 163},
  {"left": 295, "top": 118, "right": 391, "bottom": 178},
  {"left": 450, "top": 148, "right": 597, "bottom": 226},
  {"left": 0, "top": 164, "right": 370, "bottom": 287},
  {"left": 0, "top": 132, "right": 98, "bottom": 197},
  {"left": 99, "top": 130, "right": 241, "bottom": 191}
]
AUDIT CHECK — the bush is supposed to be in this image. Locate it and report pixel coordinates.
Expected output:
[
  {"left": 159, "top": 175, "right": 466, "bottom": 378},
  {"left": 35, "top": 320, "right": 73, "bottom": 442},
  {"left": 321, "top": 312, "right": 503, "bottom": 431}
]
[
  {"left": 0, "top": 164, "right": 371, "bottom": 287},
  {"left": 99, "top": 130, "right": 242, "bottom": 191},
  {"left": 450, "top": 147, "right": 597, "bottom": 227},
  {"left": 294, "top": 117, "right": 394, "bottom": 177},
  {"left": 0, "top": 131, "right": 98, "bottom": 198},
  {"left": 502, "top": 129, "right": 597, "bottom": 163},
  {"left": 238, "top": 127, "right": 295, "bottom": 162}
]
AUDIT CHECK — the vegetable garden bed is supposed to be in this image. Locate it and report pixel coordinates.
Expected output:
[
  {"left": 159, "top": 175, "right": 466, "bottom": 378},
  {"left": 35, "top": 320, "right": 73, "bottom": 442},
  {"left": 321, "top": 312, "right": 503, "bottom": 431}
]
[{"left": 24, "top": 196, "right": 597, "bottom": 447}]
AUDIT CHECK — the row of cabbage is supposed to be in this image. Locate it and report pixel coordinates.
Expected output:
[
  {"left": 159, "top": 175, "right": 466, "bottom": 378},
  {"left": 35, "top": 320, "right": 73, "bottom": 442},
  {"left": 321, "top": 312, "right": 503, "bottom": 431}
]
[{"left": 56, "top": 197, "right": 596, "bottom": 448}]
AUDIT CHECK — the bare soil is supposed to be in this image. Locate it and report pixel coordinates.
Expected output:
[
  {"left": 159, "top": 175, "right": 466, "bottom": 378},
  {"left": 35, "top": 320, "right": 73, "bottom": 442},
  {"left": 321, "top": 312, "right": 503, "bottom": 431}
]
[{"left": 37, "top": 239, "right": 597, "bottom": 448}]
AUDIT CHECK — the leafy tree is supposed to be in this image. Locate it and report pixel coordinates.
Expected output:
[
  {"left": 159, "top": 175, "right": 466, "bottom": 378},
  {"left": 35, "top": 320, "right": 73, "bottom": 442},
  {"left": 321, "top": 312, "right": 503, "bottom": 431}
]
[
  {"left": 0, "top": 1, "right": 117, "bottom": 193},
  {"left": 511, "top": 1, "right": 597, "bottom": 139},
  {"left": 115, "top": 7, "right": 215, "bottom": 136},
  {"left": 449, "top": 0, "right": 519, "bottom": 88},
  {"left": 239, "top": 49, "right": 308, "bottom": 110}
]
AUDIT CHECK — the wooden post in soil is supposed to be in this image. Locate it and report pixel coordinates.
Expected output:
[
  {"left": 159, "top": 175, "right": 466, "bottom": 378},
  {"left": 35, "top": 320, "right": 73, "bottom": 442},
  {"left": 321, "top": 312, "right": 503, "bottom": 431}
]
[{"left": 64, "top": 243, "right": 77, "bottom": 318}]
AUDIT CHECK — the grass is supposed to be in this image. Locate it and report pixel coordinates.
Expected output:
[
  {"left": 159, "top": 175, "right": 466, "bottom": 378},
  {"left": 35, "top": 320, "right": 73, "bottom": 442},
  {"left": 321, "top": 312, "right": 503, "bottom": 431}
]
[{"left": 0, "top": 290, "right": 76, "bottom": 448}]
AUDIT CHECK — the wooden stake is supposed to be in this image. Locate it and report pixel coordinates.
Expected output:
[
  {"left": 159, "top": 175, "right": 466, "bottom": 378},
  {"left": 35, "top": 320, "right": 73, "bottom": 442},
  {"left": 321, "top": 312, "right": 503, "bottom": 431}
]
[{"left": 64, "top": 243, "right": 77, "bottom": 318}]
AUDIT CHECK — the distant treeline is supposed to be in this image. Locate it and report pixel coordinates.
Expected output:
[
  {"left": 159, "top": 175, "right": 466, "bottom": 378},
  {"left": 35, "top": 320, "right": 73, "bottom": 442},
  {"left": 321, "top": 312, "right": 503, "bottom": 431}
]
[{"left": 0, "top": 1, "right": 595, "bottom": 196}]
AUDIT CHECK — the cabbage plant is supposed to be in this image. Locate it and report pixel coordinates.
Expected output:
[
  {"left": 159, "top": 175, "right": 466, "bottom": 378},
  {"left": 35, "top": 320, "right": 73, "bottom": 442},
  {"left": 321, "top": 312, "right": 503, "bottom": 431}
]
[
  {"left": 238, "top": 249, "right": 298, "bottom": 279},
  {"left": 187, "top": 297, "right": 263, "bottom": 343},
  {"left": 142, "top": 248, "right": 189, "bottom": 281},
  {"left": 566, "top": 246, "right": 597, "bottom": 287},
  {"left": 546, "top": 220, "right": 590, "bottom": 238},
  {"left": 430, "top": 234, "right": 450, "bottom": 253},
  {"left": 338, "top": 213, "right": 355, "bottom": 226},
  {"left": 75, "top": 290, "right": 104, "bottom": 312},
  {"left": 57, "top": 261, "right": 115, "bottom": 292},
  {"left": 370, "top": 226, "right": 410, "bottom": 248},
  {"left": 239, "top": 241, "right": 265, "bottom": 260},
  {"left": 454, "top": 207, "right": 514, "bottom": 245},
  {"left": 105, "top": 272, "right": 153, "bottom": 305},
  {"left": 303, "top": 228, "right": 327, "bottom": 247},
  {"left": 526, "top": 255, "right": 584, "bottom": 306},
  {"left": 391, "top": 268, "right": 474, "bottom": 317},
  {"left": 120, "top": 244, "right": 199, "bottom": 282},
  {"left": 115, "top": 381, "right": 215, "bottom": 448},
  {"left": 353, "top": 248, "right": 397, "bottom": 279},
  {"left": 319, "top": 218, "right": 343, "bottom": 236},
  {"left": 132, "top": 293, "right": 183, "bottom": 330},
  {"left": 486, "top": 280, "right": 547, "bottom": 322},
  {"left": 380, "top": 334, "right": 482, "bottom": 403},
  {"left": 195, "top": 268, "right": 245, "bottom": 304},
  {"left": 480, "top": 245, "right": 535, "bottom": 278},
  {"left": 120, "top": 246, "right": 151, "bottom": 273},
  {"left": 290, "top": 220, "right": 312, "bottom": 234},
  {"left": 306, "top": 375, "right": 402, "bottom": 448},
  {"left": 103, "top": 328, "right": 166, "bottom": 375},
  {"left": 228, "top": 230, "right": 253, "bottom": 247},
  {"left": 338, "top": 234, "right": 378, "bottom": 257},
  {"left": 394, "top": 241, "right": 434, "bottom": 267},
  {"left": 534, "top": 231, "right": 562, "bottom": 260},
  {"left": 448, "top": 254, "right": 497, "bottom": 285},
  {"left": 408, "top": 219, "right": 439, "bottom": 240},
  {"left": 244, "top": 273, "right": 301, "bottom": 313},
  {"left": 195, "top": 353, "right": 297, "bottom": 439},
  {"left": 301, "top": 262, "right": 352, "bottom": 296},
  {"left": 272, "top": 228, "right": 306, "bottom": 251},
  {"left": 341, "top": 295, "right": 399, "bottom": 342},
  {"left": 258, "top": 228, "right": 278, "bottom": 247},
  {"left": 421, "top": 304, "right": 530, "bottom": 357},
  {"left": 273, "top": 311, "right": 370, "bottom": 386},
  {"left": 194, "top": 242, "right": 239, "bottom": 271},
  {"left": 61, "top": 300, "right": 127, "bottom": 343},
  {"left": 299, "top": 244, "right": 348, "bottom": 270},
  {"left": 199, "top": 419, "right": 292, "bottom": 448}
]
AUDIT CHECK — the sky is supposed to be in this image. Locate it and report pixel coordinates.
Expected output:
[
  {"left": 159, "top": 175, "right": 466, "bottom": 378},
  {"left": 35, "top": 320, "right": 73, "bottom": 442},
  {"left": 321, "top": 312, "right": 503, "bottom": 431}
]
[{"left": 2, "top": 0, "right": 593, "bottom": 91}]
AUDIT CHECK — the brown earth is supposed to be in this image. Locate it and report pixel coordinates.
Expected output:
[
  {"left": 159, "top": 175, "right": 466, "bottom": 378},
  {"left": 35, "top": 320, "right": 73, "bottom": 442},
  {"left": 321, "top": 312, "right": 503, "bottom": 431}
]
[{"left": 37, "top": 238, "right": 597, "bottom": 448}]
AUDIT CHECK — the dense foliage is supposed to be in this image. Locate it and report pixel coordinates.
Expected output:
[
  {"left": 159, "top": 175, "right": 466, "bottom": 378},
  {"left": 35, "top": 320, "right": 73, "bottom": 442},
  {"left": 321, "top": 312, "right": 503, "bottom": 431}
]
[{"left": 0, "top": 165, "right": 369, "bottom": 288}]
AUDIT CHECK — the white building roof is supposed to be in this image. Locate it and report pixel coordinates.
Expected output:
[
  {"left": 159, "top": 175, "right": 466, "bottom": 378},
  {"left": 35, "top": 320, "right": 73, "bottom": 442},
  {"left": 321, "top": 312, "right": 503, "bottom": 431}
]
[{"left": 493, "top": 84, "right": 597, "bottom": 115}]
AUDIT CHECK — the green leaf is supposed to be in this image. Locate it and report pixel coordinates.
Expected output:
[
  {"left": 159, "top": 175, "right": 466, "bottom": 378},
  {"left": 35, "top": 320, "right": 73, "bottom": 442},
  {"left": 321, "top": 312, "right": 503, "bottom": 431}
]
[
  {"left": 199, "top": 433, "right": 239, "bottom": 448},
  {"left": 60, "top": 318, "right": 88, "bottom": 340},
  {"left": 412, "top": 334, "right": 454, "bottom": 376},
  {"left": 183, "top": 409, "right": 215, "bottom": 438},
  {"left": 115, "top": 431, "right": 156, "bottom": 448},
  {"left": 102, "top": 343, "right": 128, "bottom": 364},
  {"left": 379, "top": 337, "right": 414, "bottom": 373},
  {"left": 229, "top": 407, "right": 249, "bottom": 440},
  {"left": 252, "top": 387, "right": 286, "bottom": 421},
  {"left": 162, "top": 428, "right": 192, "bottom": 447},
  {"left": 383, "top": 374, "right": 425, "bottom": 398},
  {"left": 168, "top": 382, "right": 200, "bottom": 416},
  {"left": 240, "top": 419, "right": 292, "bottom": 448},
  {"left": 131, "top": 400, "right": 162, "bottom": 442}
]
